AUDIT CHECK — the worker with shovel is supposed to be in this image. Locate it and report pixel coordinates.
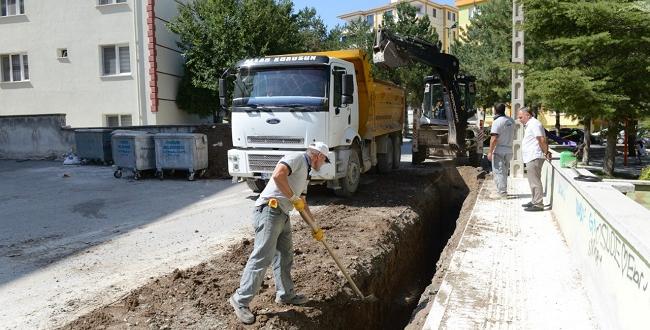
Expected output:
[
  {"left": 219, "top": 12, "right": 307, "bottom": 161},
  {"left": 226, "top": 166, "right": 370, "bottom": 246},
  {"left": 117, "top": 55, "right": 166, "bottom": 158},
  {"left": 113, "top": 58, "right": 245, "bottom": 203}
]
[{"left": 229, "top": 142, "right": 330, "bottom": 325}]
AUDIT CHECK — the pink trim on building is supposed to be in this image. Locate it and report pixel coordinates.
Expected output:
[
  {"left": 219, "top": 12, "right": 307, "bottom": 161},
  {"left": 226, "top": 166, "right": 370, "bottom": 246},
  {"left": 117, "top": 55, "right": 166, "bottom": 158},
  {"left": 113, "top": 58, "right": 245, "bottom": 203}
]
[{"left": 147, "top": 0, "right": 158, "bottom": 113}]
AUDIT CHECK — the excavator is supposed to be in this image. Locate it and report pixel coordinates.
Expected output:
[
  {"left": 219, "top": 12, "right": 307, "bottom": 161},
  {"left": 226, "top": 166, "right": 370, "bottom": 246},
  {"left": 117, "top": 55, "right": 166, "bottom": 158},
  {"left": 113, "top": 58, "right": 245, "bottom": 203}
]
[{"left": 373, "top": 28, "right": 482, "bottom": 165}]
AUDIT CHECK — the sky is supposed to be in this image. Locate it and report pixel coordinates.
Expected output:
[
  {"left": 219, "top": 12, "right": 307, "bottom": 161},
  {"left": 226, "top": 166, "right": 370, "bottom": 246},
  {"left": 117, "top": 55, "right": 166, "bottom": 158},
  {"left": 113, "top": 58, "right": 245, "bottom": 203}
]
[{"left": 291, "top": 0, "right": 457, "bottom": 29}]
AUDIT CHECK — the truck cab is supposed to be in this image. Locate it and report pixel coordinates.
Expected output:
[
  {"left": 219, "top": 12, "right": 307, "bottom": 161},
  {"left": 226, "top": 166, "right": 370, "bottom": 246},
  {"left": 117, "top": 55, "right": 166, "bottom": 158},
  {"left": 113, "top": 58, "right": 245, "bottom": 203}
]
[{"left": 223, "top": 51, "right": 405, "bottom": 196}]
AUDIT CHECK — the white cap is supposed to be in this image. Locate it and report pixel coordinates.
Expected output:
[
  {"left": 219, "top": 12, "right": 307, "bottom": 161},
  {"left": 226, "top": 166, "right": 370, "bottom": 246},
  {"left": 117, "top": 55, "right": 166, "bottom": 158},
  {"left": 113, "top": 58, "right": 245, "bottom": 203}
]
[{"left": 308, "top": 142, "right": 330, "bottom": 163}]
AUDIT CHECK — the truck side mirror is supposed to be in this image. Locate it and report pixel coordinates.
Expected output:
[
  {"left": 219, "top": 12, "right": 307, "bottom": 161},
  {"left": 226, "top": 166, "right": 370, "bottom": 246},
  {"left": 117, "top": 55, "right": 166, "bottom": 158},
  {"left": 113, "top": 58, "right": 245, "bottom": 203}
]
[
  {"left": 218, "top": 79, "right": 226, "bottom": 106},
  {"left": 342, "top": 74, "right": 354, "bottom": 105}
]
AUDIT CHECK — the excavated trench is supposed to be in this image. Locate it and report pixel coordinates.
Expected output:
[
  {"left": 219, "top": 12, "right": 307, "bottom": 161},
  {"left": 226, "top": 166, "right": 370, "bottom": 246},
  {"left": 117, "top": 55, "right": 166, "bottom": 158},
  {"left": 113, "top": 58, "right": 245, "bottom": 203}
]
[{"left": 64, "top": 165, "right": 481, "bottom": 330}]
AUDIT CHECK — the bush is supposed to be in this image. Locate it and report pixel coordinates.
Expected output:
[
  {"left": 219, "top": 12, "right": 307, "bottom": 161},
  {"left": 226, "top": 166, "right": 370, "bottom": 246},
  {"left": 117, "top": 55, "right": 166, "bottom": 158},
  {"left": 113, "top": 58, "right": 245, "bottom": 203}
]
[{"left": 640, "top": 166, "right": 650, "bottom": 180}]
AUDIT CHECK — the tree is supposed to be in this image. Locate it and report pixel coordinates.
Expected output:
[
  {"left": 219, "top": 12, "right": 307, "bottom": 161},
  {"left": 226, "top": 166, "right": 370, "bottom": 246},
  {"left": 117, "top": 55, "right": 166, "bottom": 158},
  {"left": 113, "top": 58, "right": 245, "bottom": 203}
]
[
  {"left": 295, "top": 7, "right": 328, "bottom": 52},
  {"left": 168, "top": 0, "right": 306, "bottom": 120},
  {"left": 524, "top": 0, "right": 650, "bottom": 175},
  {"left": 451, "top": 0, "right": 513, "bottom": 109}
]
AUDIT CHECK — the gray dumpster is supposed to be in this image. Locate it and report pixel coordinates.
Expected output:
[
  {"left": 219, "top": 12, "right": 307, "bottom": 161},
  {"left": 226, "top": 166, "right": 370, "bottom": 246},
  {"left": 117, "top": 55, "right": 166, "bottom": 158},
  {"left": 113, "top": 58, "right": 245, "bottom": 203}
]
[
  {"left": 154, "top": 133, "right": 208, "bottom": 181},
  {"left": 75, "top": 128, "right": 113, "bottom": 164},
  {"left": 111, "top": 130, "right": 156, "bottom": 180}
]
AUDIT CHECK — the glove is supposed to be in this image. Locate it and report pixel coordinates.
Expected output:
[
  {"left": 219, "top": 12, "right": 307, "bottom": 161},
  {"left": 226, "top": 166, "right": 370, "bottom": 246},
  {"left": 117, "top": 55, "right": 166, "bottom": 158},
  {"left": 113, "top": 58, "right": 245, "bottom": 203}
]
[
  {"left": 312, "top": 228, "right": 324, "bottom": 241},
  {"left": 290, "top": 195, "right": 305, "bottom": 212}
]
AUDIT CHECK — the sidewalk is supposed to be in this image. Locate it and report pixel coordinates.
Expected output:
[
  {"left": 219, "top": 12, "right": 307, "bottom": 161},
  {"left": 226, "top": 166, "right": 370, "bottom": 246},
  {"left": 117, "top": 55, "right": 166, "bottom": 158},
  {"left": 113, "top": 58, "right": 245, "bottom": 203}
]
[{"left": 424, "top": 177, "right": 599, "bottom": 329}]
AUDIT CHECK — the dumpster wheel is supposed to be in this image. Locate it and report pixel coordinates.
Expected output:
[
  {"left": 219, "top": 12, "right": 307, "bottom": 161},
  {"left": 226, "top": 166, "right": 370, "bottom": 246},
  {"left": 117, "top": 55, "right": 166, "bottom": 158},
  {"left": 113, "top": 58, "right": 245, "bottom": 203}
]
[{"left": 113, "top": 169, "right": 122, "bottom": 179}]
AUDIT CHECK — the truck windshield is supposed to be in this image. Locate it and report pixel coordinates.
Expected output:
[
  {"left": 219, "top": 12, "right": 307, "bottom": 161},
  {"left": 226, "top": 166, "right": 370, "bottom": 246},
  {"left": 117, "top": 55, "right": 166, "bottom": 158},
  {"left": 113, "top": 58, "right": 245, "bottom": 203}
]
[{"left": 233, "top": 67, "right": 328, "bottom": 107}]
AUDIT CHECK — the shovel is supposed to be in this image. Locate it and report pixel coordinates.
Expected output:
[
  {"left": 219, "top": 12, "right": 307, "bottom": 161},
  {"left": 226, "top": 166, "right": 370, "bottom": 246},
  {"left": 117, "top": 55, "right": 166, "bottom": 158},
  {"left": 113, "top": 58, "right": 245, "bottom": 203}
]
[{"left": 298, "top": 209, "right": 378, "bottom": 302}]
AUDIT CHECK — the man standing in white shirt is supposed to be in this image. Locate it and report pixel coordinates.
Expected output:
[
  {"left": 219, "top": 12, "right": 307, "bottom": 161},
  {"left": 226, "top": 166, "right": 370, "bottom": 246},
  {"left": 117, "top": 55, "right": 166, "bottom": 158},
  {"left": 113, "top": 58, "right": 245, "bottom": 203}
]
[
  {"left": 517, "top": 107, "right": 551, "bottom": 211},
  {"left": 487, "top": 103, "right": 515, "bottom": 198}
]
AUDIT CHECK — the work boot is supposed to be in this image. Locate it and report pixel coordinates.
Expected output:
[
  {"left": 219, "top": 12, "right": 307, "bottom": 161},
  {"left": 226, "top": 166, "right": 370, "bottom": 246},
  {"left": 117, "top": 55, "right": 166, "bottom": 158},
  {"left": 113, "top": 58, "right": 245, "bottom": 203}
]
[
  {"left": 524, "top": 205, "right": 544, "bottom": 212},
  {"left": 275, "top": 294, "right": 309, "bottom": 305},
  {"left": 521, "top": 201, "right": 534, "bottom": 208},
  {"left": 229, "top": 295, "right": 254, "bottom": 324},
  {"left": 489, "top": 192, "right": 508, "bottom": 200}
]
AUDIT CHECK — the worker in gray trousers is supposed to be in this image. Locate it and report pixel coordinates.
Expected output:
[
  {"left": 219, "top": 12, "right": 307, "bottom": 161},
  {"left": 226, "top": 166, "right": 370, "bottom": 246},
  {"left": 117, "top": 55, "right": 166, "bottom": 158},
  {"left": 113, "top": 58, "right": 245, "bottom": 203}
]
[
  {"left": 229, "top": 143, "right": 330, "bottom": 324},
  {"left": 487, "top": 103, "right": 515, "bottom": 198},
  {"left": 517, "top": 108, "right": 552, "bottom": 212}
]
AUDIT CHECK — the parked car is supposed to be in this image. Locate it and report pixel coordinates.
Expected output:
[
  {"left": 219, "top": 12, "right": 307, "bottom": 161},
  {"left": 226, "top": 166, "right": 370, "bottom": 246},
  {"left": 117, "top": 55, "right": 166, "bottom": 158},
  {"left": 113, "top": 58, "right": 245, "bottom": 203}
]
[{"left": 558, "top": 128, "right": 601, "bottom": 144}]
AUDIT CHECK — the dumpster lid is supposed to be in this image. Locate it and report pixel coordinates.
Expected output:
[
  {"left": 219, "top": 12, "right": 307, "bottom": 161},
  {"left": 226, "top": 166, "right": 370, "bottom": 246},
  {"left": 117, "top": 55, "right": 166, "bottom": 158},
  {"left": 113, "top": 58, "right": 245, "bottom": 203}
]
[
  {"left": 75, "top": 128, "right": 113, "bottom": 132},
  {"left": 154, "top": 133, "right": 206, "bottom": 138}
]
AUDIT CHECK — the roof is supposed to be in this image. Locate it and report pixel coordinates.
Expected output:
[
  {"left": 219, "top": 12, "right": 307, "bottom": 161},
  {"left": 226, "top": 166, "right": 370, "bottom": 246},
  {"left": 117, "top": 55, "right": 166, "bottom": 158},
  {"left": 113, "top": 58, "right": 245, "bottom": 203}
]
[{"left": 338, "top": 0, "right": 457, "bottom": 20}]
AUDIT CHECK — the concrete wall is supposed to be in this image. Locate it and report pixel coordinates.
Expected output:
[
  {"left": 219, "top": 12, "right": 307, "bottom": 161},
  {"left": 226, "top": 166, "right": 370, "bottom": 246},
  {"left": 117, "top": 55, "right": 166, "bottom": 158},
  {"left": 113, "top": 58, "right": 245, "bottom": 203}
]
[
  {"left": 0, "top": 114, "right": 74, "bottom": 160},
  {"left": 542, "top": 156, "right": 650, "bottom": 329}
]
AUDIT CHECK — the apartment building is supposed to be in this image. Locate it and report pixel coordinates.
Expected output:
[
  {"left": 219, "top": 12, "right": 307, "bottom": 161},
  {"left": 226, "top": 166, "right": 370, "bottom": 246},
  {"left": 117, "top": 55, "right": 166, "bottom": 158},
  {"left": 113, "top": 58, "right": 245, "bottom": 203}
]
[
  {"left": 456, "top": 0, "right": 487, "bottom": 33},
  {"left": 337, "top": 0, "right": 459, "bottom": 53},
  {"left": 0, "top": 0, "right": 202, "bottom": 127}
]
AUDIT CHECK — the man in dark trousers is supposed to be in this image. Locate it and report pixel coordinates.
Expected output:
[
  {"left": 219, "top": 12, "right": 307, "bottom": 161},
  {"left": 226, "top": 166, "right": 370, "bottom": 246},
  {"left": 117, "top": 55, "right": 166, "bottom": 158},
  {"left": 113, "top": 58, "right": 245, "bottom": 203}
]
[{"left": 229, "top": 142, "right": 330, "bottom": 324}]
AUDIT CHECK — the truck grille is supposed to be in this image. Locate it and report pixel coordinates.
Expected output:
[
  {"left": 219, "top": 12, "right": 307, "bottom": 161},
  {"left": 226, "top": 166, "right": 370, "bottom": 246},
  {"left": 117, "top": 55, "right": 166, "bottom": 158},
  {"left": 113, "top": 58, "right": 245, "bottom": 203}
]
[
  {"left": 248, "top": 154, "right": 284, "bottom": 172},
  {"left": 247, "top": 136, "right": 304, "bottom": 144}
]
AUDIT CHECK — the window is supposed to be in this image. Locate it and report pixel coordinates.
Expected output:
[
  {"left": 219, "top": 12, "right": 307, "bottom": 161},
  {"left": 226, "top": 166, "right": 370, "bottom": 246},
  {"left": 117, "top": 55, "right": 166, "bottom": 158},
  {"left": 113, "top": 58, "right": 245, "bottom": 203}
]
[
  {"left": 1, "top": 0, "right": 25, "bottom": 17},
  {"left": 105, "top": 114, "right": 132, "bottom": 127},
  {"left": 57, "top": 48, "right": 68, "bottom": 59},
  {"left": 366, "top": 14, "right": 373, "bottom": 26},
  {"left": 98, "top": 0, "right": 127, "bottom": 5},
  {"left": 432, "top": 8, "right": 436, "bottom": 18},
  {"left": 101, "top": 44, "right": 130, "bottom": 75},
  {"left": 384, "top": 10, "right": 393, "bottom": 18},
  {"left": 1, "top": 53, "right": 28, "bottom": 82}
]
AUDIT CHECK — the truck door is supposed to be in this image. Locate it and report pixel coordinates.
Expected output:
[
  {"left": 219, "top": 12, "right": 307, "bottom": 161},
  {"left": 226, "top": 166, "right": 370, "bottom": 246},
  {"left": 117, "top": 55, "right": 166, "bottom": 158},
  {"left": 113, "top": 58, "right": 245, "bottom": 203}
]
[{"left": 330, "top": 65, "right": 351, "bottom": 147}]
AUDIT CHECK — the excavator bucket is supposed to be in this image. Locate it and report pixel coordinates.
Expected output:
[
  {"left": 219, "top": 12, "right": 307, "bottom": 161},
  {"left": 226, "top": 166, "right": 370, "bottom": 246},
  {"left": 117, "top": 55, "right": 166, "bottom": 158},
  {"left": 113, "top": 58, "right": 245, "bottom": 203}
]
[{"left": 373, "top": 29, "right": 410, "bottom": 69}]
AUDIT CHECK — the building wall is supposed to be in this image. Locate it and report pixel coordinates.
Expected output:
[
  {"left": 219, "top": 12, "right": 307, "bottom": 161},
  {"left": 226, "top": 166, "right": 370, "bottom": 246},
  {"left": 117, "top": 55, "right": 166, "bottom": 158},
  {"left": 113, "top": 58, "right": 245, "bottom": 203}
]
[
  {"left": 338, "top": 0, "right": 458, "bottom": 52},
  {"left": 0, "top": 0, "right": 202, "bottom": 128},
  {"left": 456, "top": 0, "right": 487, "bottom": 34}
]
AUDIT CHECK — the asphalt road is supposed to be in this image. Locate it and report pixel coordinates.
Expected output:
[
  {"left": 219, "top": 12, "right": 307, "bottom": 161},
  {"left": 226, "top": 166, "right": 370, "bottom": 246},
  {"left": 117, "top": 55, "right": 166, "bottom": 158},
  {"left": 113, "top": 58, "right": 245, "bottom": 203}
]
[{"left": 0, "top": 160, "right": 257, "bottom": 329}]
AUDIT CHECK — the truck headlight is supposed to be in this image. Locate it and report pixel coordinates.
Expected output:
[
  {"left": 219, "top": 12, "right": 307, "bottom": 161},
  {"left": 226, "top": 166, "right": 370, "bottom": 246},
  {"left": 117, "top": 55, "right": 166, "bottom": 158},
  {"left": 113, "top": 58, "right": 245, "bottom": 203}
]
[{"left": 229, "top": 155, "right": 240, "bottom": 171}]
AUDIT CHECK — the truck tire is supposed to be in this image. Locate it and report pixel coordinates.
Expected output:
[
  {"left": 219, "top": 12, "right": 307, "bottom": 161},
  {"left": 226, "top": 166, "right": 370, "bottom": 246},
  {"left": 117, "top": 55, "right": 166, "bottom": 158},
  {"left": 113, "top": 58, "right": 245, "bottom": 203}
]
[
  {"left": 392, "top": 134, "right": 402, "bottom": 169},
  {"left": 246, "top": 178, "right": 266, "bottom": 193},
  {"left": 412, "top": 147, "right": 427, "bottom": 164},
  {"left": 335, "top": 147, "right": 361, "bottom": 197},
  {"left": 377, "top": 138, "right": 394, "bottom": 173}
]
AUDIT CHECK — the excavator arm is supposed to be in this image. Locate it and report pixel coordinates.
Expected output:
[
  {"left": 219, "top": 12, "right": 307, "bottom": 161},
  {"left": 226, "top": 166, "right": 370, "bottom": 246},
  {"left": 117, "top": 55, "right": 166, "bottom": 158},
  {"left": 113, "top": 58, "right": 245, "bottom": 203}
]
[{"left": 373, "top": 28, "right": 470, "bottom": 149}]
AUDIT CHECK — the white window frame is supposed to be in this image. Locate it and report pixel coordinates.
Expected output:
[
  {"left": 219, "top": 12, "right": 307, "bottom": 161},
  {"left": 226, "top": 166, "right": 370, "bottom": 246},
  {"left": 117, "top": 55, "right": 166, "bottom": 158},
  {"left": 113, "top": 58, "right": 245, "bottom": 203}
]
[
  {"left": 0, "top": 52, "right": 29, "bottom": 82},
  {"left": 104, "top": 114, "right": 133, "bottom": 127},
  {"left": 97, "top": 0, "right": 127, "bottom": 6},
  {"left": 100, "top": 44, "right": 131, "bottom": 76},
  {"left": 0, "top": 0, "right": 25, "bottom": 17}
]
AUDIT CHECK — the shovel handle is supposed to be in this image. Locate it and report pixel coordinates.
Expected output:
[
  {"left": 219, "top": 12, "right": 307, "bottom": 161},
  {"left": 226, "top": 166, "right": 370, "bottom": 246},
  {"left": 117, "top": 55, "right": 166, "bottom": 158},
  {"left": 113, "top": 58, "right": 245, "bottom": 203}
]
[{"left": 298, "top": 210, "right": 366, "bottom": 299}]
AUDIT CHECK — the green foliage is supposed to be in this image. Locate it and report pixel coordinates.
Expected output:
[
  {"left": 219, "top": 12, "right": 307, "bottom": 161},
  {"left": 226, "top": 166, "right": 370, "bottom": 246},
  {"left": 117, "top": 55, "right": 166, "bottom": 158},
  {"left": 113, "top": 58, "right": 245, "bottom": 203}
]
[
  {"left": 168, "top": 0, "right": 323, "bottom": 117},
  {"left": 640, "top": 166, "right": 650, "bottom": 180},
  {"left": 524, "top": 0, "right": 650, "bottom": 121},
  {"left": 524, "top": 0, "right": 650, "bottom": 175},
  {"left": 175, "top": 65, "right": 218, "bottom": 118},
  {"left": 451, "top": 0, "right": 513, "bottom": 108}
]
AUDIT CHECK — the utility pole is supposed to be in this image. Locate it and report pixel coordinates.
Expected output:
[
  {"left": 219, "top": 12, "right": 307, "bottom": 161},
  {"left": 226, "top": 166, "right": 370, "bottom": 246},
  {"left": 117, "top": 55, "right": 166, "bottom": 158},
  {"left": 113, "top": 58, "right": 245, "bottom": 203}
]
[{"left": 510, "top": 1, "right": 525, "bottom": 178}]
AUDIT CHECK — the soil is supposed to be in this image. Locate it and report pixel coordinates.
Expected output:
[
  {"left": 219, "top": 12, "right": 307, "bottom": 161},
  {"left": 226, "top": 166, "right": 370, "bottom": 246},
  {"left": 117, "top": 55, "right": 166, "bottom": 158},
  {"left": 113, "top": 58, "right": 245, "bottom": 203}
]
[{"left": 62, "top": 165, "right": 483, "bottom": 330}]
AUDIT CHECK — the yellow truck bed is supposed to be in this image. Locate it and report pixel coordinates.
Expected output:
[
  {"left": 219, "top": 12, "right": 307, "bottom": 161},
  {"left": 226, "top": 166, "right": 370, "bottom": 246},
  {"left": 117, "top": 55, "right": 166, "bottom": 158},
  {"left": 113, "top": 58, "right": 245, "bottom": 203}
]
[{"left": 305, "top": 49, "right": 405, "bottom": 139}]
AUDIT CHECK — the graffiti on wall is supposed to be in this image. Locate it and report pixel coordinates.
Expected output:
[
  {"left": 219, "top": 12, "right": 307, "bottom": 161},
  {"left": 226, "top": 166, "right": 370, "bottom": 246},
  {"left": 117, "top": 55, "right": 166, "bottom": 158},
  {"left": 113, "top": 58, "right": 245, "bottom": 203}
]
[{"left": 575, "top": 198, "right": 649, "bottom": 292}]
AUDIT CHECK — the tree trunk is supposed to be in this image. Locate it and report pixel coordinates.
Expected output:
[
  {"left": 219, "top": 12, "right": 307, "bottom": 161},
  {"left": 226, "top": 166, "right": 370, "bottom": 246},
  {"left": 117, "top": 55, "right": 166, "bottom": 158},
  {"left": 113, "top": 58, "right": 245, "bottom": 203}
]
[
  {"left": 604, "top": 120, "right": 618, "bottom": 176},
  {"left": 555, "top": 110, "right": 561, "bottom": 135},
  {"left": 583, "top": 118, "right": 591, "bottom": 165},
  {"left": 628, "top": 120, "right": 638, "bottom": 157}
]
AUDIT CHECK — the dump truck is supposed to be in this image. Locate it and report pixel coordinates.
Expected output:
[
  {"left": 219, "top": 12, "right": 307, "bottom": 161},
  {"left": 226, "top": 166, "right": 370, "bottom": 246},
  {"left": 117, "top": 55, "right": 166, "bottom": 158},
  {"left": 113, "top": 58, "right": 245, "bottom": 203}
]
[{"left": 220, "top": 49, "right": 405, "bottom": 196}]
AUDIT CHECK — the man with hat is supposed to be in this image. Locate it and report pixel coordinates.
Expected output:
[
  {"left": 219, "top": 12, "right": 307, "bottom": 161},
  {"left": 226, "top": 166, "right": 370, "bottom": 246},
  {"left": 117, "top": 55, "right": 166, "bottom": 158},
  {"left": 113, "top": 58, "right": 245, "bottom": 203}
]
[{"left": 229, "top": 142, "right": 330, "bottom": 324}]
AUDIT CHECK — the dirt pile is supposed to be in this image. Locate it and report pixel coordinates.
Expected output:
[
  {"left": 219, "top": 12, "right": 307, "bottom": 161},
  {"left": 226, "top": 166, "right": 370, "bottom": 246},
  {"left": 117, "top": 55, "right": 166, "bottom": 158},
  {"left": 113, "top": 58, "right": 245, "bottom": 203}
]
[{"left": 63, "top": 165, "right": 482, "bottom": 330}]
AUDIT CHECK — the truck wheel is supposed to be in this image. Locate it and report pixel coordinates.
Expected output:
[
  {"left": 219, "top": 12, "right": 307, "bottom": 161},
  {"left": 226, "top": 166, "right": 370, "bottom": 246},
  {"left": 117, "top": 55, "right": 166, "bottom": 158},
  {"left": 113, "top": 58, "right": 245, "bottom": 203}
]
[
  {"left": 392, "top": 134, "right": 401, "bottom": 169},
  {"left": 335, "top": 147, "right": 361, "bottom": 197},
  {"left": 412, "top": 148, "right": 427, "bottom": 164},
  {"left": 246, "top": 178, "right": 267, "bottom": 193},
  {"left": 377, "top": 138, "right": 394, "bottom": 173}
]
